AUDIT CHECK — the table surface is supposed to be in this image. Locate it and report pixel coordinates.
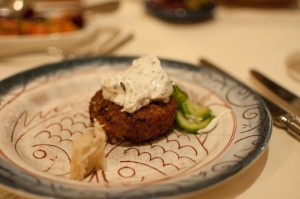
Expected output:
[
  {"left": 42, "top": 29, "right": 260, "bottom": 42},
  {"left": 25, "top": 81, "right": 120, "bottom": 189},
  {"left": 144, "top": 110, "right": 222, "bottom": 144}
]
[{"left": 1, "top": 0, "right": 300, "bottom": 199}]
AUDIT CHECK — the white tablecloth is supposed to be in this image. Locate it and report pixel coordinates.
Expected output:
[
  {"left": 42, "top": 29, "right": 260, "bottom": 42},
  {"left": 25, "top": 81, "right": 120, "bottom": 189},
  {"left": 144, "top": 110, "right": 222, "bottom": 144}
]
[{"left": 1, "top": 1, "right": 300, "bottom": 198}]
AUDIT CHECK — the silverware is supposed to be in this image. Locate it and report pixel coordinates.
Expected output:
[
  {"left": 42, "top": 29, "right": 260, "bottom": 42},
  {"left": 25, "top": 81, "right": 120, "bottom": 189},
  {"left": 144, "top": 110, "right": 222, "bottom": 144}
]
[
  {"left": 263, "top": 97, "right": 300, "bottom": 140},
  {"left": 81, "top": 0, "right": 120, "bottom": 13},
  {"left": 200, "top": 58, "right": 300, "bottom": 141},
  {"left": 34, "top": 0, "right": 120, "bottom": 15},
  {"left": 0, "top": 28, "right": 133, "bottom": 59},
  {"left": 59, "top": 28, "right": 134, "bottom": 59},
  {"left": 251, "top": 69, "right": 300, "bottom": 116},
  {"left": 0, "top": 22, "right": 100, "bottom": 58}
]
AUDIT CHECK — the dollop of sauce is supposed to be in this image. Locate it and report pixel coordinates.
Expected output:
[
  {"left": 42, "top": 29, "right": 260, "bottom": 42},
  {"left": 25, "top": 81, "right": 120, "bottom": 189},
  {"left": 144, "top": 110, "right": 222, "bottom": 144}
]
[
  {"left": 197, "top": 109, "right": 231, "bottom": 134},
  {"left": 101, "top": 55, "right": 173, "bottom": 113}
]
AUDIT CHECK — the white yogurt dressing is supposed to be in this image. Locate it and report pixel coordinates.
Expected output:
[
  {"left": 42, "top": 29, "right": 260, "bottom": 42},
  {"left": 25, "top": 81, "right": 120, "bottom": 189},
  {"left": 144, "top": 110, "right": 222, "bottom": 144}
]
[
  {"left": 101, "top": 55, "right": 173, "bottom": 113},
  {"left": 197, "top": 109, "right": 231, "bottom": 134}
]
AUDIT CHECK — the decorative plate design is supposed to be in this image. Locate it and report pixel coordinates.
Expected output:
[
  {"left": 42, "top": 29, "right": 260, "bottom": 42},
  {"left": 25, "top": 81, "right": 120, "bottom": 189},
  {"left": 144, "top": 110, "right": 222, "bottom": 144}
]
[{"left": 0, "top": 56, "right": 272, "bottom": 199}]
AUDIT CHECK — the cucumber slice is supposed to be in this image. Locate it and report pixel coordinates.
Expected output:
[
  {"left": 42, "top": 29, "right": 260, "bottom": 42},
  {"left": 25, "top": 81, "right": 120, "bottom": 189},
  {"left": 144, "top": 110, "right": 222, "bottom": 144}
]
[
  {"left": 175, "top": 110, "right": 214, "bottom": 133},
  {"left": 172, "top": 84, "right": 189, "bottom": 114},
  {"left": 172, "top": 84, "right": 188, "bottom": 103},
  {"left": 182, "top": 99, "right": 211, "bottom": 118},
  {"left": 172, "top": 83, "right": 215, "bottom": 133}
]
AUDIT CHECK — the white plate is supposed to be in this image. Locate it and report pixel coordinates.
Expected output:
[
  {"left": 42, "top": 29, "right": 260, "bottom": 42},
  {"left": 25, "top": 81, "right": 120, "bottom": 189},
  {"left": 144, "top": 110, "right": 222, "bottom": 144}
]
[
  {"left": 0, "top": 15, "right": 100, "bottom": 57},
  {"left": 0, "top": 56, "right": 272, "bottom": 199}
]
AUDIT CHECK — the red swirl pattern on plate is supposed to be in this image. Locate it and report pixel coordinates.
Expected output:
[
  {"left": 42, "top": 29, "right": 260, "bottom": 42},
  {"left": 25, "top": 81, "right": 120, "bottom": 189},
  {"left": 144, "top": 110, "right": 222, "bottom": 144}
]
[
  {"left": 0, "top": 64, "right": 234, "bottom": 186},
  {"left": 0, "top": 57, "right": 271, "bottom": 199}
]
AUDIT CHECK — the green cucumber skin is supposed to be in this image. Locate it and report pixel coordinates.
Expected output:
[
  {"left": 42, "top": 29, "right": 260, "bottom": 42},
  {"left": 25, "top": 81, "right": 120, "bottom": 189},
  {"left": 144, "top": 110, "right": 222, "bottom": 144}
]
[
  {"left": 172, "top": 84, "right": 188, "bottom": 103},
  {"left": 182, "top": 100, "right": 211, "bottom": 118},
  {"left": 172, "top": 83, "right": 214, "bottom": 133},
  {"left": 175, "top": 111, "right": 214, "bottom": 133},
  {"left": 172, "top": 84, "right": 210, "bottom": 118}
]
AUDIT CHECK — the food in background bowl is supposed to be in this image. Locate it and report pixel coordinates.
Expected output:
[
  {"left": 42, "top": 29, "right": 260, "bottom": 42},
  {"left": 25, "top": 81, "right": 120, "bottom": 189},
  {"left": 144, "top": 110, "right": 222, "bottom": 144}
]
[
  {"left": 0, "top": 0, "right": 84, "bottom": 36},
  {"left": 0, "top": 12, "right": 84, "bottom": 36}
]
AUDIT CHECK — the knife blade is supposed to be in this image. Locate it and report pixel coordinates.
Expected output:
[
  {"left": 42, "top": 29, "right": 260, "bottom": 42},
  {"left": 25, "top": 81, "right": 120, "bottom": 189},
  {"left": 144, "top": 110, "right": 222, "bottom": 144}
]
[
  {"left": 199, "top": 58, "right": 300, "bottom": 141},
  {"left": 250, "top": 69, "right": 300, "bottom": 116}
]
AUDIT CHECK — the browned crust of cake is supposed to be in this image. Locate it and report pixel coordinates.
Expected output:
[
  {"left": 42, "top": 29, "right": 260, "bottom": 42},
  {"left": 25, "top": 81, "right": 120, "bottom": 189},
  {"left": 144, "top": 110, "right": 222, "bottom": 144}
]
[{"left": 89, "top": 90, "right": 177, "bottom": 143}]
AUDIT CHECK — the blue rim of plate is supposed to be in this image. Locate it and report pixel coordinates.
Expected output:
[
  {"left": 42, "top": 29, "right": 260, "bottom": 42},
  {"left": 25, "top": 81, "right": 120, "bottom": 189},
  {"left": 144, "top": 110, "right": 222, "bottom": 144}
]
[
  {"left": 145, "top": 0, "right": 216, "bottom": 23},
  {"left": 0, "top": 55, "right": 272, "bottom": 199}
]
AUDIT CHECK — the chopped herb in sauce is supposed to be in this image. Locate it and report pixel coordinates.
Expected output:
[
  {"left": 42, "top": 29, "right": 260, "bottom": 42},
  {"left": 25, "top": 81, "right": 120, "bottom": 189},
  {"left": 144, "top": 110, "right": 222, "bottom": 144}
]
[
  {"left": 100, "top": 55, "right": 173, "bottom": 113},
  {"left": 120, "top": 82, "right": 126, "bottom": 92}
]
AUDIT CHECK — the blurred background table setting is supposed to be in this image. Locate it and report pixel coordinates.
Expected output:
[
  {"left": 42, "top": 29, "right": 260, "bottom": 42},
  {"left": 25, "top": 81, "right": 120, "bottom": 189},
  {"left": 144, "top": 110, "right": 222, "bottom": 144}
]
[
  {"left": 0, "top": 0, "right": 300, "bottom": 199},
  {"left": 0, "top": 0, "right": 133, "bottom": 72}
]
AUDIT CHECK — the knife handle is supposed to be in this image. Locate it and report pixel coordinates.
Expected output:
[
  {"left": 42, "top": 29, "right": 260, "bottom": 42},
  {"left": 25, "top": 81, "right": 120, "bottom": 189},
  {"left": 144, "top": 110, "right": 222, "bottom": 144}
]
[{"left": 277, "top": 114, "right": 300, "bottom": 141}]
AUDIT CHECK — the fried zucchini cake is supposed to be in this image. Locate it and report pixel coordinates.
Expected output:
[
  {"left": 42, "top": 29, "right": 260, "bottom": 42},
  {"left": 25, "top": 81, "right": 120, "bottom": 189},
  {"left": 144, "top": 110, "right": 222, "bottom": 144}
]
[{"left": 89, "top": 90, "right": 177, "bottom": 143}]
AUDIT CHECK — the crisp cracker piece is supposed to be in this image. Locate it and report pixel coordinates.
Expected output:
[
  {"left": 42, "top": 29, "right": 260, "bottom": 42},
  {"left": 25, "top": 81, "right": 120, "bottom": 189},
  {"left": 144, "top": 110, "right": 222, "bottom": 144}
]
[{"left": 70, "top": 122, "right": 106, "bottom": 180}]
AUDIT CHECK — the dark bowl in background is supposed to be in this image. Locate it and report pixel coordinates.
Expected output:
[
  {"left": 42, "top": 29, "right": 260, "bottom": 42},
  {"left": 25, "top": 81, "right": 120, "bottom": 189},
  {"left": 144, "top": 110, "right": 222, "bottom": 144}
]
[{"left": 145, "top": 0, "right": 217, "bottom": 23}]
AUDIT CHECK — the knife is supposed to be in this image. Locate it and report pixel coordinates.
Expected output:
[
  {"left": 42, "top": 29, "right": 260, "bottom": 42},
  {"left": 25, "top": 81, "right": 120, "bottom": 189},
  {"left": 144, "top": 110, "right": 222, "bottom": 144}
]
[
  {"left": 263, "top": 97, "right": 300, "bottom": 140},
  {"left": 199, "top": 58, "right": 300, "bottom": 141},
  {"left": 250, "top": 69, "right": 300, "bottom": 116}
]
